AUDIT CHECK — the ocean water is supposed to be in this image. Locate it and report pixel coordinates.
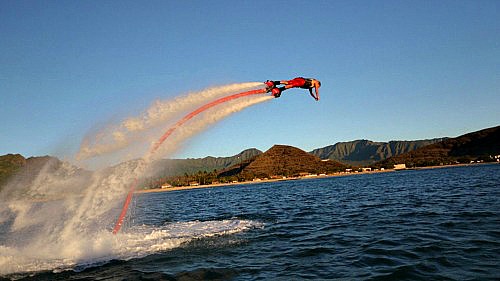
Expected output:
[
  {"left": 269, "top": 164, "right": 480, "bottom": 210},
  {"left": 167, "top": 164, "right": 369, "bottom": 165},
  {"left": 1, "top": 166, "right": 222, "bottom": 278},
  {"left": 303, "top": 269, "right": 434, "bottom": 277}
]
[{"left": 1, "top": 164, "right": 499, "bottom": 280}]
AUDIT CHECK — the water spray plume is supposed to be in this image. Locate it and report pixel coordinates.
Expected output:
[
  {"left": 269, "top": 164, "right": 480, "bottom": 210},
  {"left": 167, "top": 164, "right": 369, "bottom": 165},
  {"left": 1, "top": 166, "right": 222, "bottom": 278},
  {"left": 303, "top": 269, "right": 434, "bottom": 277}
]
[
  {"left": 76, "top": 82, "right": 263, "bottom": 161},
  {"left": 0, "top": 81, "right": 278, "bottom": 275},
  {"left": 150, "top": 95, "right": 273, "bottom": 159}
]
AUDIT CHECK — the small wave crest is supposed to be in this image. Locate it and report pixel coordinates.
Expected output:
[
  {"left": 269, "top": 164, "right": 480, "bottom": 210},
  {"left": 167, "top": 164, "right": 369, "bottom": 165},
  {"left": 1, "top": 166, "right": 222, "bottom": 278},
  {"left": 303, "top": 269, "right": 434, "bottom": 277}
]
[{"left": 0, "top": 219, "right": 263, "bottom": 277}]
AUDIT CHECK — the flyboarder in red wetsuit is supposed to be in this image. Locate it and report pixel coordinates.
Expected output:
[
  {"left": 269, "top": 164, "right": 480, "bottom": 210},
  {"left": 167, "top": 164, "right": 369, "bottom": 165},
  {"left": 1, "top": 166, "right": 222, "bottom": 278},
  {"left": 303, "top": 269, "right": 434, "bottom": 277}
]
[{"left": 265, "top": 77, "right": 321, "bottom": 101}]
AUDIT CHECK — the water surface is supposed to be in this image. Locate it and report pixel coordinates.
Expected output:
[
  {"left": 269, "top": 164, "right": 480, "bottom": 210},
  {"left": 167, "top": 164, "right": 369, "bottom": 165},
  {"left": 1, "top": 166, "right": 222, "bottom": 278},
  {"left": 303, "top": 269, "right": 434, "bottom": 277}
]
[{"left": 2, "top": 164, "right": 499, "bottom": 280}]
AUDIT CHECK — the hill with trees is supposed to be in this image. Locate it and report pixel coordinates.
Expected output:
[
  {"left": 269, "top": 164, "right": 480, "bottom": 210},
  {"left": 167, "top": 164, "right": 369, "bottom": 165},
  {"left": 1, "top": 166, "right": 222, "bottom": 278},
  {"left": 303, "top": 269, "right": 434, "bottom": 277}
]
[
  {"left": 0, "top": 155, "right": 92, "bottom": 197},
  {"left": 220, "top": 145, "right": 346, "bottom": 179},
  {"left": 0, "top": 154, "right": 26, "bottom": 187}
]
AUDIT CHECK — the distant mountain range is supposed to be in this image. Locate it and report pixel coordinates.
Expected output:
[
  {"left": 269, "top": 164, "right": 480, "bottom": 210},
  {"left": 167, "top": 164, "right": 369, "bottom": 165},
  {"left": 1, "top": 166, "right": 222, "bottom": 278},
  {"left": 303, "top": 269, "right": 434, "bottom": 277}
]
[
  {"left": 1, "top": 125, "right": 498, "bottom": 188},
  {"left": 309, "top": 138, "right": 447, "bottom": 166},
  {"left": 153, "top": 138, "right": 447, "bottom": 176}
]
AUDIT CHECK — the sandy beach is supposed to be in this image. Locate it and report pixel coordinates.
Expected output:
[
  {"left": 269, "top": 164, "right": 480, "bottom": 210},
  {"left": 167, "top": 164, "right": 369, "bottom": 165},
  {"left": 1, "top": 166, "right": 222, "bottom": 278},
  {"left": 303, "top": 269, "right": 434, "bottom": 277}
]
[{"left": 135, "top": 169, "right": 393, "bottom": 194}]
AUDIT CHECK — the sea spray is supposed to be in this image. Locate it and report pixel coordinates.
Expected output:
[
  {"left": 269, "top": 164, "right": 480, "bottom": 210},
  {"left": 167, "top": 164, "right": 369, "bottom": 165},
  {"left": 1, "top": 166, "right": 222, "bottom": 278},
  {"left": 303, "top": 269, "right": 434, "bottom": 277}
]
[
  {"left": 0, "top": 158, "right": 158, "bottom": 275},
  {"left": 0, "top": 82, "right": 271, "bottom": 276}
]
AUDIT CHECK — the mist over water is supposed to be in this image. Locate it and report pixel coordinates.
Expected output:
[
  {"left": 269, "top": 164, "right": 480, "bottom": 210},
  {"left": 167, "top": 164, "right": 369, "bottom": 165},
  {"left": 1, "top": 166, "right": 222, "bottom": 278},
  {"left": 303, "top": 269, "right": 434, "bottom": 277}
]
[{"left": 0, "top": 82, "right": 271, "bottom": 276}]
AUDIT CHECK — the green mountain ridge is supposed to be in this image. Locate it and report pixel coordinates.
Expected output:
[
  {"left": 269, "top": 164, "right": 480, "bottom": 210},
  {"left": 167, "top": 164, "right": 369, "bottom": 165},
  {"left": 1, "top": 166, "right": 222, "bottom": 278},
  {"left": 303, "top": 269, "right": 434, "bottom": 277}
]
[{"left": 152, "top": 148, "right": 262, "bottom": 176}]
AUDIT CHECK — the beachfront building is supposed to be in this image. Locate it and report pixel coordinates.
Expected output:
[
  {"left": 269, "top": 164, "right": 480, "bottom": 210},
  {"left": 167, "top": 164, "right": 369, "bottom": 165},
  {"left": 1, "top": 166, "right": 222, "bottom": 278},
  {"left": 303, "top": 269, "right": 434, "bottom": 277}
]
[
  {"left": 161, "top": 183, "right": 172, "bottom": 189},
  {"left": 394, "top": 164, "right": 407, "bottom": 170}
]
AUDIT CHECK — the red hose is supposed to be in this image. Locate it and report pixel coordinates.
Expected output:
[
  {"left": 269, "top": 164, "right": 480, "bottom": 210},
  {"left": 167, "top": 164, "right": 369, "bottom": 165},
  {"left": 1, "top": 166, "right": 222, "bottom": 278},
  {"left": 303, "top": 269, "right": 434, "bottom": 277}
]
[{"left": 112, "top": 179, "right": 137, "bottom": 234}]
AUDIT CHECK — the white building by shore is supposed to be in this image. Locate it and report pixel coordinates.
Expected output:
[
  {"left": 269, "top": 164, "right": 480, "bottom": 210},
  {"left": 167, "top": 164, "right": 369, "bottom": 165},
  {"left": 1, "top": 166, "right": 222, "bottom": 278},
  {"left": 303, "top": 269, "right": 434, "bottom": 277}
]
[{"left": 394, "top": 164, "right": 407, "bottom": 170}]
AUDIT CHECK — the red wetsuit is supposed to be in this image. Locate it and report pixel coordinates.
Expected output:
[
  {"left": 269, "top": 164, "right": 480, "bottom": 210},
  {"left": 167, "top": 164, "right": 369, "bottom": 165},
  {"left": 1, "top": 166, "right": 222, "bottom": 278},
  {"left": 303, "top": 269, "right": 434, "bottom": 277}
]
[
  {"left": 286, "top": 77, "right": 307, "bottom": 88},
  {"left": 286, "top": 77, "right": 314, "bottom": 89}
]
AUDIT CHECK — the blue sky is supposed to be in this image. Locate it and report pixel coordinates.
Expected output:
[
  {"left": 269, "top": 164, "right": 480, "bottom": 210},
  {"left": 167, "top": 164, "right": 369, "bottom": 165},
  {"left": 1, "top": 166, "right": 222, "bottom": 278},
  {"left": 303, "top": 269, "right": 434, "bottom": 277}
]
[{"left": 1, "top": 0, "right": 499, "bottom": 161}]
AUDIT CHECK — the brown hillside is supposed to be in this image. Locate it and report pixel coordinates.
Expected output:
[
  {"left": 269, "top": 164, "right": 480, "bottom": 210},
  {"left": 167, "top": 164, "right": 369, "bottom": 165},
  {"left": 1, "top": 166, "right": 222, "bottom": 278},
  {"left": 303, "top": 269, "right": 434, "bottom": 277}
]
[
  {"left": 376, "top": 125, "right": 500, "bottom": 167},
  {"left": 231, "top": 145, "right": 345, "bottom": 178}
]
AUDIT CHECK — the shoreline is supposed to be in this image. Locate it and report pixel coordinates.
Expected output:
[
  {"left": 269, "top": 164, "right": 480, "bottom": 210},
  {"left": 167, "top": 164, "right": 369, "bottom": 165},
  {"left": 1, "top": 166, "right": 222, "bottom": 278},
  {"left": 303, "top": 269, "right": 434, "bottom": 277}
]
[
  {"left": 134, "top": 170, "right": 387, "bottom": 194},
  {"left": 136, "top": 162, "right": 498, "bottom": 194}
]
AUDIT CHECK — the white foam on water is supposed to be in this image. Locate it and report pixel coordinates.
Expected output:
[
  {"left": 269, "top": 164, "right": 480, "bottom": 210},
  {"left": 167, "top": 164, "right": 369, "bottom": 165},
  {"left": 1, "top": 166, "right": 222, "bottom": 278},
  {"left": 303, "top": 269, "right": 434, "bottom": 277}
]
[{"left": 0, "top": 219, "right": 263, "bottom": 276}]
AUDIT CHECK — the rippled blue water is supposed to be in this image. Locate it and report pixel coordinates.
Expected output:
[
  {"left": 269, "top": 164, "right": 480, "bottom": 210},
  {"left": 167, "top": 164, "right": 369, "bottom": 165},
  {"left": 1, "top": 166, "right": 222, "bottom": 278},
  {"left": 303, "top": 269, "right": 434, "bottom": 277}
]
[{"left": 7, "top": 164, "right": 500, "bottom": 280}]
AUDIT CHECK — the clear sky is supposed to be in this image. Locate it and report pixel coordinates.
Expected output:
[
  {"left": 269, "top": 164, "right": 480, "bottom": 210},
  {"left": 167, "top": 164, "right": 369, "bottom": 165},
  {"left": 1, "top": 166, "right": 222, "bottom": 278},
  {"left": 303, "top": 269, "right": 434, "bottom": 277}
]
[{"left": 1, "top": 0, "right": 499, "bottom": 161}]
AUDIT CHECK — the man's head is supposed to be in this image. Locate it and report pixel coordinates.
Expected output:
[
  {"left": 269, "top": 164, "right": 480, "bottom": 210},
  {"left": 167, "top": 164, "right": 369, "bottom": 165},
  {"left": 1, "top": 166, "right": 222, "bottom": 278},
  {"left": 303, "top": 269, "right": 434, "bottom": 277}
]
[{"left": 312, "top": 79, "right": 321, "bottom": 88}]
